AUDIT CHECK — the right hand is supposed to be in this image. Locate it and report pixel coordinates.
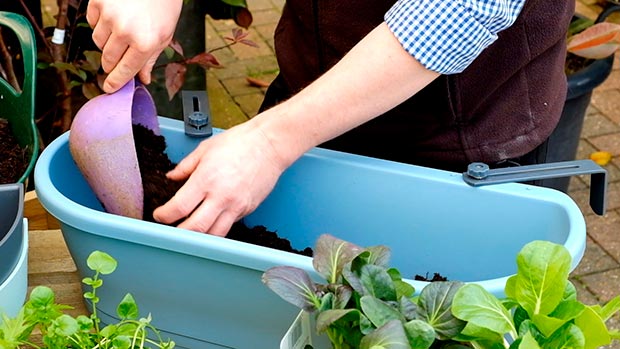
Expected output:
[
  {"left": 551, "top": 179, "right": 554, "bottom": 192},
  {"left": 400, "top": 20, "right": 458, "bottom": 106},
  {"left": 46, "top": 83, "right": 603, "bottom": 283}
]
[
  {"left": 152, "top": 121, "right": 289, "bottom": 236},
  {"left": 86, "top": 0, "right": 183, "bottom": 92}
]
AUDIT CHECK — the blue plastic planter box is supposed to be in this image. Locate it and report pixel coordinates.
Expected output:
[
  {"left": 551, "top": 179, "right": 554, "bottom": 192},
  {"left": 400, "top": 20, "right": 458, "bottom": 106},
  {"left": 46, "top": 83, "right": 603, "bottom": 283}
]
[{"left": 34, "top": 117, "right": 586, "bottom": 349}]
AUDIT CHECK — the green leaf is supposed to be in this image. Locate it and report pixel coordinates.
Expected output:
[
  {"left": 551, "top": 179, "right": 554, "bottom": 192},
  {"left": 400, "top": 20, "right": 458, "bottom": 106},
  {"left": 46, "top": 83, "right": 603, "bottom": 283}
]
[
  {"left": 0, "top": 310, "right": 31, "bottom": 346},
  {"left": 459, "top": 321, "right": 506, "bottom": 342},
  {"left": 388, "top": 269, "right": 415, "bottom": 299},
  {"left": 100, "top": 324, "right": 118, "bottom": 337},
  {"left": 452, "top": 283, "right": 516, "bottom": 336},
  {"left": 399, "top": 296, "right": 418, "bottom": 321},
  {"left": 50, "top": 62, "right": 81, "bottom": 76},
  {"left": 112, "top": 335, "right": 132, "bottom": 349},
  {"left": 53, "top": 314, "right": 78, "bottom": 336},
  {"left": 359, "top": 320, "right": 410, "bottom": 349},
  {"left": 68, "top": 80, "right": 83, "bottom": 89},
  {"left": 313, "top": 234, "right": 363, "bottom": 284},
  {"left": 316, "top": 309, "right": 359, "bottom": 333},
  {"left": 541, "top": 323, "right": 585, "bottom": 349},
  {"left": 318, "top": 292, "right": 334, "bottom": 312},
  {"left": 417, "top": 281, "right": 466, "bottom": 340},
  {"left": 563, "top": 281, "right": 578, "bottom": 301},
  {"left": 513, "top": 241, "right": 571, "bottom": 317},
  {"left": 513, "top": 305, "right": 529, "bottom": 331},
  {"left": 519, "top": 331, "right": 541, "bottom": 349},
  {"left": 598, "top": 295, "right": 620, "bottom": 321},
  {"left": 360, "top": 264, "right": 397, "bottom": 301},
  {"left": 82, "top": 50, "right": 102, "bottom": 72},
  {"left": 365, "top": 245, "right": 391, "bottom": 268},
  {"left": 517, "top": 319, "right": 542, "bottom": 339},
  {"left": 574, "top": 305, "right": 611, "bottom": 349},
  {"left": 29, "top": 286, "right": 55, "bottom": 307},
  {"left": 117, "top": 293, "right": 139, "bottom": 319},
  {"left": 505, "top": 275, "right": 517, "bottom": 299},
  {"left": 82, "top": 82, "right": 103, "bottom": 100},
  {"left": 568, "top": 17, "right": 595, "bottom": 37},
  {"left": 76, "top": 315, "right": 93, "bottom": 332},
  {"left": 531, "top": 313, "right": 570, "bottom": 338},
  {"left": 262, "top": 266, "right": 319, "bottom": 311},
  {"left": 403, "top": 319, "right": 435, "bottom": 349},
  {"left": 83, "top": 291, "right": 95, "bottom": 300},
  {"left": 532, "top": 299, "right": 585, "bottom": 337},
  {"left": 360, "top": 296, "right": 403, "bottom": 328},
  {"left": 333, "top": 285, "right": 353, "bottom": 310},
  {"left": 87, "top": 251, "right": 118, "bottom": 275}
]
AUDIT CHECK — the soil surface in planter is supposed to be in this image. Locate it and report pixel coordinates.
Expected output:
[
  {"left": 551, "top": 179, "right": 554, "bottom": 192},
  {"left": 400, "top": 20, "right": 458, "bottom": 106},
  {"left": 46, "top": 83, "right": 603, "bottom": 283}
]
[
  {"left": 132, "top": 124, "right": 313, "bottom": 257},
  {"left": 0, "top": 118, "right": 28, "bottom": 184}
]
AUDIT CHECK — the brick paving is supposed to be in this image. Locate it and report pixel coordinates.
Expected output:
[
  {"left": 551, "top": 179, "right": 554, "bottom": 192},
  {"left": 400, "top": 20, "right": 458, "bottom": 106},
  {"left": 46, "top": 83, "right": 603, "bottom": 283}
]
[{"left": 206, "top": 1, "right": 620, "bottom": 346}]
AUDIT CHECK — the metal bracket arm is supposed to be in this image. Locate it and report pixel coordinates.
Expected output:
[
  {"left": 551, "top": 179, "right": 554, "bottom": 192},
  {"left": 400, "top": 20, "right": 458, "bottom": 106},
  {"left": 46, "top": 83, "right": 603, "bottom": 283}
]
[{"left": 463, "top": 160, "right": 607, "bottom": 215}]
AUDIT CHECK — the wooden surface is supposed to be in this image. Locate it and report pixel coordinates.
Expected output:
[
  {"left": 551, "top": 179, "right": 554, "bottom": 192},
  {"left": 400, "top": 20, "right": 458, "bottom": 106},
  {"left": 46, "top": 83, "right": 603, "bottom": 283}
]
[{"left": 24, "top": 192, "right": 88, "bottom": 317}]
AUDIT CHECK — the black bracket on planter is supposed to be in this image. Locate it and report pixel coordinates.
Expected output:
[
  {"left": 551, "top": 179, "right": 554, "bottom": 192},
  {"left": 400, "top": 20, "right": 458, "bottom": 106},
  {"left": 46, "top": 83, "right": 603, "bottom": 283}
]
[
  {"left": 463, "top": 160, "right": 607, "bottom": 216},
  {"left": 182, "top": 90, "right": 213, "bottom": 138}
]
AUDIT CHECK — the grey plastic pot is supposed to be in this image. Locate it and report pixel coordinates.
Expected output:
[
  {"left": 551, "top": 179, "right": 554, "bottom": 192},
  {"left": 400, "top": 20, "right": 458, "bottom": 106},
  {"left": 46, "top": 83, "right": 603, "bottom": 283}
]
[{"left": 0, "top": 183, "right": 24, "bottom": 286}]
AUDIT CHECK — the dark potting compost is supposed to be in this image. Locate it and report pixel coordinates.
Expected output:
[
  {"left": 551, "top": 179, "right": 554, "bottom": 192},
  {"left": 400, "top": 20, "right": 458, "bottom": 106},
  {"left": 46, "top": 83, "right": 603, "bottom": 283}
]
[
  {"left": 414, "top": 272, "right": 448, "bottom": 282},
  {"left": 0, "top": 118, "right": 28, "bottom": 184},
  {"left": 132, "top": 123, "right": 313, "bottom": 257}
]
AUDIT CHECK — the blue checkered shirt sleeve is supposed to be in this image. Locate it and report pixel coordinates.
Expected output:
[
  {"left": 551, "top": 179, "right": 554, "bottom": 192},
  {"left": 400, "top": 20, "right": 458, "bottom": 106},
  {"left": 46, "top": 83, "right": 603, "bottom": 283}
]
[{"left": 385, "top": 0, "right": 526, "bottom": 74}]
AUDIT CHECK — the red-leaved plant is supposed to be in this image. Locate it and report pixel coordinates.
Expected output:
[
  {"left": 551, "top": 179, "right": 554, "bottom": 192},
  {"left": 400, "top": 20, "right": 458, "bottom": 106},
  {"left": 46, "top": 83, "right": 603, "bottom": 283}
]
[
  {"left": 567, "top": 5, "right": 620, "bottom": 60},
  {"left": 159, "top": 28, "right": 258, "bottom": 100}
]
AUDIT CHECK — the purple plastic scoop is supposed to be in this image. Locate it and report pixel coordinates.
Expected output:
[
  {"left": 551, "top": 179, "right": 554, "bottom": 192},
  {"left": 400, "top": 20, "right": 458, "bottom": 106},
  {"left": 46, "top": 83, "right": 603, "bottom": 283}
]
[{"left": 69, "top": 79, "right": 159, "bottom": 219}]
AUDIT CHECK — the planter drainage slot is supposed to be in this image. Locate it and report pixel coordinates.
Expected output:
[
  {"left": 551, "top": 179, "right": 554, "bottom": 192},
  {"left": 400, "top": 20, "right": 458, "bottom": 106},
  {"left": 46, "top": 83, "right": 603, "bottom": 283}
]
[
  {"left": 463, "top": 159, "right": 607, "bottom": 215},
  {"left": 182, "top": 90, "right": 212, "bottom": 137}
]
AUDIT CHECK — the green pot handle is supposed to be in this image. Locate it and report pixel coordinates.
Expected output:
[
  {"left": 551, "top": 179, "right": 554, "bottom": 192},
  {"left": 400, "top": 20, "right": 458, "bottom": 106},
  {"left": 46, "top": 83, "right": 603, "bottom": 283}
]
[{"left": 0, "top": 11, "right": 39, "bottom": 184}]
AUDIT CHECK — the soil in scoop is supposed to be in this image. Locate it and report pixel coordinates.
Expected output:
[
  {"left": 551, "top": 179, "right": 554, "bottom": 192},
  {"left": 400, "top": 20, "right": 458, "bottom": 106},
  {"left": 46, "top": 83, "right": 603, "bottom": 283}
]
[
  {"left": 0, "top": 118, "right": 28, "bottom": 184},
  {"left": 132, "top": 123, "right": 313, "bottom": 257}
]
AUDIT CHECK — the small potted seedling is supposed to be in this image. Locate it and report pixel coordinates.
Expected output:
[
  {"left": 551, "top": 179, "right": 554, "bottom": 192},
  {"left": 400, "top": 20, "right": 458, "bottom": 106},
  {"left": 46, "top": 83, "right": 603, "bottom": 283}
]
[{"left": 0, "top": 250, "right": 175, "bottom": 349}]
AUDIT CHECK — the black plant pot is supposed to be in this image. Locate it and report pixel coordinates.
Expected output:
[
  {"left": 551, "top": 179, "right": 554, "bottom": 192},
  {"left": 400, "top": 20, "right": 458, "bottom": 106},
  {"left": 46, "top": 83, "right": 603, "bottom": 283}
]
[
  {"left": 538, "top": 7, "right": 618, "bottom": 193},
  {"left": 540, "top": 54, "right": 614, "bottom": 193}
]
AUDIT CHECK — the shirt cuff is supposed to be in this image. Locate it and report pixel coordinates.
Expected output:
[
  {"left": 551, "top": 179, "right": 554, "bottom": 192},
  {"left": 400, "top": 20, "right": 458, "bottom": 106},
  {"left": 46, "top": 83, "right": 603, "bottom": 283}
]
[{"left": 385, "top": 0, "right": 521, "bottom": 74}]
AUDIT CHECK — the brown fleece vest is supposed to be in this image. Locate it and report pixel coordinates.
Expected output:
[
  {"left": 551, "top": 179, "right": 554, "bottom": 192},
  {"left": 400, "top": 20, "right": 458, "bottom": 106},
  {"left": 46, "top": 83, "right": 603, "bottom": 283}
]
[{"left": 261, "top": 0, "right": 574, "bottom": 172}]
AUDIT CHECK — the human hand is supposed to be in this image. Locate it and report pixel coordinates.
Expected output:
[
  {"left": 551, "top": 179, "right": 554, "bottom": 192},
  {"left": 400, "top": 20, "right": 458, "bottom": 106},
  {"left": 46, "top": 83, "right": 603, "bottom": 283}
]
[
  {"left": 86, "top": 0, "right": 183, "bottom": 93},
  {"left": 152, "top": 122, "right": 287, "bottom": 236}
]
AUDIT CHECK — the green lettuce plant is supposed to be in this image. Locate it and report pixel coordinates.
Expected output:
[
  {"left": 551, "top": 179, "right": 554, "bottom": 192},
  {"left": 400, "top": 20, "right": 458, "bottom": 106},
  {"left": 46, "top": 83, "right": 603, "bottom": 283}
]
[
  {"left": 451, "top": 241, "right": 620, "bottom": 349},
  {"left": 262, "top": 235, "right": 620, "bottom": 349},
  {"left": 262, "top": 234, "right": 468, "bottom": 349},
  {"left": 0, "top": 251, "right": 174, "bottom": 349}
]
